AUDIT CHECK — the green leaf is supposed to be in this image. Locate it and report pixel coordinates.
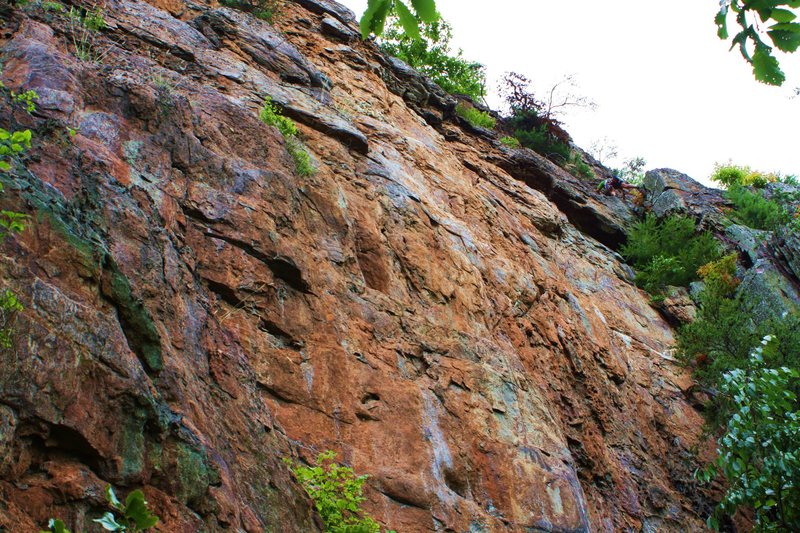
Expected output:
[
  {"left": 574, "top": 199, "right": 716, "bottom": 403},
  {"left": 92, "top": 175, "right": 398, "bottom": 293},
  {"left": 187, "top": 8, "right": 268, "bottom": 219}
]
[
  {"left": 0, "top": 161, "right": 10, "bottom": 171},
  {"left": 93, "top": 512, "right": 126, "bottom": 531},
  {"left": 124, "top": 490, "right": 159, "bottom": 530},
  {"left": 716, "top": 11, "right": 729, "bottom": 39},
  {"left": 770, "top": 21, "right": 800, "bottom": 32},
  {"left": 359, "top": 0, "right": 391, "bottom": 39},
  {"left": 769, "top": 28, "right": 800, "bottom": 51},
  {"left": 410, "top": 0, "right": 438, "bottom": 22},
  {"left": 770, "top": 8, "right": 797, "bottom": 22},
  {"left": 394, "top": 0, "right": 420, "bottom": 40},
  {"left": 105, "top": 485, "right": 123, "bottom": 509},
  {"left": 752, "top": 45, "right": 785, "bottom": 85},
  {"left": 44, "top": 519, "right": 71, "bottom": 533}
]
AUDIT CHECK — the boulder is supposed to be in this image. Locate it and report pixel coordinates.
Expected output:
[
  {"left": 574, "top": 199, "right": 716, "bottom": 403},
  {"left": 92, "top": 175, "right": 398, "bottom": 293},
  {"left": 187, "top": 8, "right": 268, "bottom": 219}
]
[{"left": 643, "top": 168, "right": 726, "bottom": 229}]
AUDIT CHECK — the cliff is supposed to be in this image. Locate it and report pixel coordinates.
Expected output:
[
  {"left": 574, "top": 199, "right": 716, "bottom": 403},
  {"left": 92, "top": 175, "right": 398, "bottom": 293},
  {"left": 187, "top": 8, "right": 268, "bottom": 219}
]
[{"left": 0, "top": 1, "right": 713, "bottom": 531}]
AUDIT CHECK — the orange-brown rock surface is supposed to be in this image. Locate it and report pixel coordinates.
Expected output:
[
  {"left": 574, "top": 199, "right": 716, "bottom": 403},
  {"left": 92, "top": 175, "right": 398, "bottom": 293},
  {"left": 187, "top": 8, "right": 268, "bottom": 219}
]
[{"left": 0, "top": 1, "right": 712, "bottom": 531}]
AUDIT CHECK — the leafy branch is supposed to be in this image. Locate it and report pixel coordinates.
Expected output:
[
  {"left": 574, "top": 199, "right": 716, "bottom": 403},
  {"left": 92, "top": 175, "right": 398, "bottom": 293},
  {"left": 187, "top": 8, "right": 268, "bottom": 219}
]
[
  {"left": 359, "top": 0, "right": 438, "bottom": 39},
  {"left": 716, "top": 1, "right": 800, "bottom": 85}
]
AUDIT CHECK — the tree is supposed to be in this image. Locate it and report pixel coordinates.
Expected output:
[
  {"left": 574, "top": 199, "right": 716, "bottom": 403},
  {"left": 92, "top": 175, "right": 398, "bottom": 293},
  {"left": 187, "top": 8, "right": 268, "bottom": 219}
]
[
  {"left": 361, "top": 1, "right": 800, "bottom": 87},
  {"left": 379, "top": 16, "right": 486, "bottom": 100},
  {"left": 697, "top": 336, "right": 800, "bottom": 531}
]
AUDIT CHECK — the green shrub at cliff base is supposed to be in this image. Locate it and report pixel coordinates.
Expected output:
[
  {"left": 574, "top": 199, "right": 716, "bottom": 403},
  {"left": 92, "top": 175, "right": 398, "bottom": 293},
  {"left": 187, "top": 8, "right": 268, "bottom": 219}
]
[
  {"left": 286, "top": 451, "right": 395, "bottom": 533},
  {"left": 455, "top": 103, "right": 495, "bottom": 129},
  {"left": 725, "top": 184, "right": 790, "bottom": 231},
  {"left": 379, "top": 16, "right": 486, "bottom": 101},
  {"left": 697, "top": 336, "right": 800, "bottom": 531},
  {"left": 620, "top": 214, "right": 721, "bottom": 294}
]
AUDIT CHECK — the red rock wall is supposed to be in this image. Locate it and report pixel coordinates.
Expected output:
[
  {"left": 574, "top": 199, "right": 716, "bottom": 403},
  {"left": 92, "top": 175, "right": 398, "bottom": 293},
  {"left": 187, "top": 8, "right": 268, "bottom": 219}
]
[{"left": 0, "top": 1, "right": 710, "bottom": 531}]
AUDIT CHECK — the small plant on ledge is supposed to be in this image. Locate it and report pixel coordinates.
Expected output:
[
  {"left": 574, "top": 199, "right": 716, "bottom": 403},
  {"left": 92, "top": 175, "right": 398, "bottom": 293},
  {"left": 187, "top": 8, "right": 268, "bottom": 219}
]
[
  {"left": 455, "top": 103, "right": 496, "bottom": 129},
  {"left": 285, "top": 450, "right": 396, "bottom": 533},
  {"left": 259, "top": 97, "right": 315, "bottom": 177}
]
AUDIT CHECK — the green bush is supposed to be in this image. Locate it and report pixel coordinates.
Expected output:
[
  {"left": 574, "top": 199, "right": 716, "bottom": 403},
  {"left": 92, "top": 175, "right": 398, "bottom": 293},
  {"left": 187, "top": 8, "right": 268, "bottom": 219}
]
[
  {"left": 697, "top": 337, "right": 800, "bottom": 531},
  {"left": 286, "top": 451, "right": 394, "bottom": 533},
  {"left": 259, "top": 97, "right": 315, "bottom": 177},
  {"left": 499, "top": 136, "right": 521, "bottom": 149},
  {"left": 726, "top": 185, "right": 789, "bottom": 231},
  {"left": 711, "top": 165, "right": 784, "bottom": 189},
  {"left": 455, "top": 103, "right": 495, "bottom": 129},
  {"left": 711, "top": 163, "right": 782, "bottom": 189},
  {"left": 0, "top": 290, "right": 23, "bottom": 349},
  {"left": 259, "top": 97, "right": 298, "bottom": 137},
  {"left": 0, "top": 128, "right": 32, "bottom": 172},
  {"left": 511, "top": 123, "right": 571, "bottom": 162},
  {"left": 11, "top": 89, "right": 38, "bottom": 114},
  {"left": 677, "top": 256, "right": 800, "bottom": 391},
  {"left": 565, "top": 151, "right": 594, "bottom": 179},
  {"left": 285, "top": 137, "right": 314, "bottom": 178},
  {"left": 620, "top": 214, "right": 721, "bottom": 294},
  {"left": 379, "top": 17, "right": 486, "bottom": 101}
]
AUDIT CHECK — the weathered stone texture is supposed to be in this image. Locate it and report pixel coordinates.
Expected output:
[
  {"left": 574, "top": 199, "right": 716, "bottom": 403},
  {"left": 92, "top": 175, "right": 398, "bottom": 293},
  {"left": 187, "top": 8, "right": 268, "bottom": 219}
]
[{"left": 0, "top": 2, "right": 711, "bottom": 531}]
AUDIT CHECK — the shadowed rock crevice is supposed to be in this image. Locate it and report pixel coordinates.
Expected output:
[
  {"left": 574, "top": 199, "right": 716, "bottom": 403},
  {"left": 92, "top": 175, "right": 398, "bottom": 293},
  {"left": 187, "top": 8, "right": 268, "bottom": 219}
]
[
  {"left": 100, "top": 259, "right": 163, "bottom": 374},
  {"left": 204, "top": 231, "right": 312, "bottom": 294}
]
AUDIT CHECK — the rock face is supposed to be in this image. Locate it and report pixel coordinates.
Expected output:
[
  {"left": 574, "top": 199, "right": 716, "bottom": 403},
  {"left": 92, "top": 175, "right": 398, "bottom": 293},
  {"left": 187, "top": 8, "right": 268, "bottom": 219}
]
[
  {"left": 641, "top": 170, "right": 800, "bottom": 324},
  {"left": 642, "top": 168, "right": 726, "bottom": 229},
  {"left": 0, "top": 2, "right": 711, "bottom": 531}
]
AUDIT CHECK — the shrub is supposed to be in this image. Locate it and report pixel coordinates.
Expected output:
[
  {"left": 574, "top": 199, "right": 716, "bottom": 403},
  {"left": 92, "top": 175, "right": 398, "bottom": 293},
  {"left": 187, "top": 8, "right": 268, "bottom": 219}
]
[
  {"left": 0, "top": 123, "right": 29, "bottom": 353},
  {"left": 725, "top": 185, "right": 789, "bottom": 231},
  {"left": 0, "top": 290, "right": 23, "bottom": 349},
  {"left": 11, "top": 89, "right": 38, "bottom": 114},
  {"left": 565, "top": 151, "right": 594, "bottom": 179},
  {"left": 286, "top": 451, "right": 394, "bottom": 533},
  {"left": 259, "top": 97, "right": 298, "bottom": 137},
  {"left": 620, "top": 214, "right": 721, "bottom": 294},
  {"left": 677, "top": 253, "right": 800, "bottom": 395},
  {"left": 67, "top": 6, "right": 112, "bottom": 63},
  {"left": 455, "top": 103, "right": 495, "bottom": 129},
  {"left": 285, "top": 137, "right": 314, "bottom": 177},
  {"left": 0, "top": 128, "right": 31, "bottom": 172},
  {"left": 711, "top": 164, "right": 779, "bottom": 189},
  {"left": 379, "top": 17, "right": 486, "bottom": 101},
  {"left": 259, "top": 97, "right": 315, "bottom": 177},
  {"left": 510, "top": 121, "right": 571, "bottom": 162},
  {"left": 499, "top": 136, "right": 520, "bottom": 148},
  {"left": 697, "top": 336, "right": 800, "bottom": 531}
]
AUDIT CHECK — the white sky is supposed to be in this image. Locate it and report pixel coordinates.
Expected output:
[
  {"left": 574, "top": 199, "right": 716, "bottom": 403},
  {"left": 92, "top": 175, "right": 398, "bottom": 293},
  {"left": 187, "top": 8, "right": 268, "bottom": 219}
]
[{"left": 340, "top": 0, "right": 800, "bottom": 184}]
